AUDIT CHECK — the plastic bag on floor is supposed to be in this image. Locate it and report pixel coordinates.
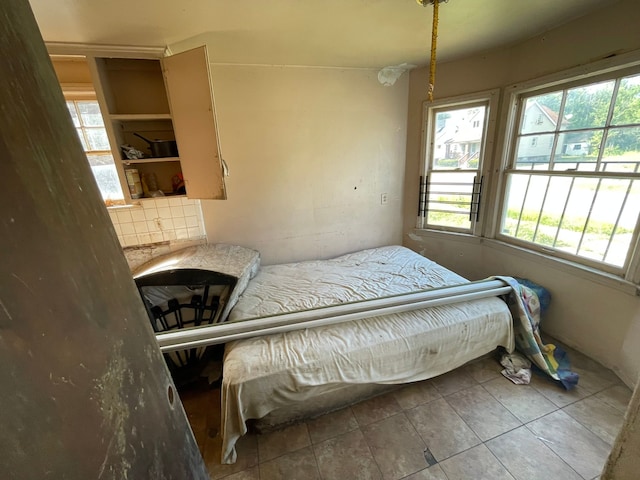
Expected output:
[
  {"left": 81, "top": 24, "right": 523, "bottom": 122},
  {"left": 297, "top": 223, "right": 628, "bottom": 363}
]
[{"left": 500, "top": 352, "right": 532, "bottom": 385}]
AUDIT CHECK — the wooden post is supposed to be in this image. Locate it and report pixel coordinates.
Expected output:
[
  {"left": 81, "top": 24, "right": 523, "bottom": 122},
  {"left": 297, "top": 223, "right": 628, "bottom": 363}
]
[{"left": 0, "top": 2, "right": 209, "bottom": 479}]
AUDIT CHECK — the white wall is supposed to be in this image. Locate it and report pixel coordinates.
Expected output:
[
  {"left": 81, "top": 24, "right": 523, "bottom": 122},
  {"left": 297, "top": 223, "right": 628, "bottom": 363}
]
[
  {"left": 404, "top": 0, "right": 640, "bottom": 387},
  {"left": 197, "top": 64, "right": 409, "bottom": 265}
]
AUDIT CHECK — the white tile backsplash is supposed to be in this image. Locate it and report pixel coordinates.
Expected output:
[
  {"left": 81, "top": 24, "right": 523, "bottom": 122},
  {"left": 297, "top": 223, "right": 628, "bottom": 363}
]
[
  {"left": 120, "top": 222, "right": 136, "bottom": 235},
  {"left": 116, "top": 209, "right": 132, "bottom": 224},
  {"left": 134, "top": 221, "right": 148, "bottom": 233},
  {"left": 158, "top": 207, "right": 172, "bottom": 219},
  {"left": 144, "top": 208, "right": 158, "bottom": 220},
  {"left": 183, "top": 204, "right": 197, "bottom": 216},
  {"left": 146, "top": 220, "right": 160, "bottom": 232},
  {"left": 108, "top": 197, "right": 206, "bottom": 248},
  {"left": 173, "top": 217, "right": 186, "bottom": 229},
  {"left": 130, "top": 209, "right": 146, "bottom": 222}
]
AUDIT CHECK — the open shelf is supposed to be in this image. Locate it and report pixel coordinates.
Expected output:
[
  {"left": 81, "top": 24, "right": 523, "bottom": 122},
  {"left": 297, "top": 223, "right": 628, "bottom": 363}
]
[
  {"left": 123, "top": 157, "right": 180, "bottom": 164},
  {"left": 110, "top": 113, "right": 172, "bottom": 121}
]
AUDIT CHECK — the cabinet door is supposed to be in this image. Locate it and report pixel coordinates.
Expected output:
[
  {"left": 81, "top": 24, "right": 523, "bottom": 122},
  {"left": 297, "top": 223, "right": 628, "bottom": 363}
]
[{"left": 162, "top": 46, "right": 227, "bottom": 200}]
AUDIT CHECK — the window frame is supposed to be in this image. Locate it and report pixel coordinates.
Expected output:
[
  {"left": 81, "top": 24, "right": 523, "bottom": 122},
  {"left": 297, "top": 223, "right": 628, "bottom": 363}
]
[
  {"left": 62, "top": 85, "right": 126, "bottom": 206},
  {"left": 417, "top": 89, "right": 500, "bottom": 236},
  {"left": 493, "top": 56, "right": 640, "bottom": 283}
]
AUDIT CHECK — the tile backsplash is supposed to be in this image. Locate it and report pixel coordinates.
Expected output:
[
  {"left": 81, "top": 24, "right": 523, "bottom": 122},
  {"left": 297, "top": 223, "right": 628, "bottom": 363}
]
[{"left": 108, "top": 197, "right": 206, "bottom": 248}]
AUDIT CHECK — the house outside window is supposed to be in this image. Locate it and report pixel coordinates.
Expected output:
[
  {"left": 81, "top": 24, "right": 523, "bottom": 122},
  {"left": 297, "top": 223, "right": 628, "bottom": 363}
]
[{"left": 499, "top": 68, "right": 640, "bottom": 274}]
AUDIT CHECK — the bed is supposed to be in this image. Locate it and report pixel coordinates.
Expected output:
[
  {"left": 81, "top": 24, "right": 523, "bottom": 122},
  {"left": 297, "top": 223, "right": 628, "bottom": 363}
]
[{"left": 220, "top": 245, "right": 515, "bottom": 464}]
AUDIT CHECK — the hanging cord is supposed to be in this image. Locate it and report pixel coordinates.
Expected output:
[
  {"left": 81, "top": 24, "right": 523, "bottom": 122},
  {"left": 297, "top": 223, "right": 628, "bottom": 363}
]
[
  {"left": 428, "top": 0, "right": 439, "bottom": 101},
  {"left": 417, "top": 0, "right": 443, "bottom": 101}
]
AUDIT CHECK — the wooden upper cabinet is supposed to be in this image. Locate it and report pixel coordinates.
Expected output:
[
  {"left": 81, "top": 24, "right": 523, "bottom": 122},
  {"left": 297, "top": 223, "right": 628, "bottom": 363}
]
[
  {"left": 162, "top": 46, "right": 227, "bottom": 200},
  {"left": 88, "top": 45, "right": 226, "bottom": 201}
]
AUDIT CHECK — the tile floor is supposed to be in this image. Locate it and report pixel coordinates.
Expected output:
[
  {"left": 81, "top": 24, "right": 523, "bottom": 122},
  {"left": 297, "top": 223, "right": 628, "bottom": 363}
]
[{"left": 179, "top": 340, "right": 632, "bottom": 480}]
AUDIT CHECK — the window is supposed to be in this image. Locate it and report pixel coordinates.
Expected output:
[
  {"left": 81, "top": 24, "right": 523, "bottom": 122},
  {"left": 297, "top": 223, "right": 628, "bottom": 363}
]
[
  {"left": 499, "top": 68, "right": 640, "bottom": 274},
  {"left": 418, "top": 91, "right": 499, "bottom": 233},
  {"left": 65, "top": 98, "right": 125, "bottom": 206}
]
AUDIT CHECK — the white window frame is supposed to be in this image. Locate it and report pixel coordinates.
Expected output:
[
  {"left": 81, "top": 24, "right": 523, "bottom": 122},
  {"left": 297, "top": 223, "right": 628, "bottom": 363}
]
[
  {"left": 62, "top": 85, "right": 126, "bottom": 206},
  {"left": 492, "top": 52, "right": 640, "bottom": 285},
  {"left": 417, "top": 89, "right": 500, "bottom": 236}
]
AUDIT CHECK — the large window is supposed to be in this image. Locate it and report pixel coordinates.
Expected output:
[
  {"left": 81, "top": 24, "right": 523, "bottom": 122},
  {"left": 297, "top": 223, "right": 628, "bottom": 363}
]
[
  {"left": 500, "top": 68, "right": 640, "bottom": 274},
  {"left": 65, "top": 99, "right": 125, "bottom": 205},
  {"left": 418, "top": 91, "right": 498, "bottom": 234}
]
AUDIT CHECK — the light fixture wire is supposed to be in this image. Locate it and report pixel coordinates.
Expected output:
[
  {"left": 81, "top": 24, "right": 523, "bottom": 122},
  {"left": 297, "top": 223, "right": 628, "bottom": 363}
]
[
  {"left": 417, "top": 0, "right": 445, "bottom": 101},
  {"left": 428, "top": 0, "right": 439, "bottom": 101}
]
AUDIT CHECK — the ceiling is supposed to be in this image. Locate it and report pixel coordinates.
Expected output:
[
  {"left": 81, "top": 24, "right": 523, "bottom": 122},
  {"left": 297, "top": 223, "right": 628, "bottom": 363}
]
[{"left": 30, "top": 0, "right": 619, "bottom": 68}]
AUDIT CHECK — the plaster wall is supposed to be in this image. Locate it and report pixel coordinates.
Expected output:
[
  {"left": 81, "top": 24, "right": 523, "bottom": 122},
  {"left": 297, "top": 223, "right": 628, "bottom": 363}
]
[
  {"left": 196, "top": 64, "right": 408, "bottom": 265},
  {"left": 404, "top": 0, "right": 640, "bottom": 387}
]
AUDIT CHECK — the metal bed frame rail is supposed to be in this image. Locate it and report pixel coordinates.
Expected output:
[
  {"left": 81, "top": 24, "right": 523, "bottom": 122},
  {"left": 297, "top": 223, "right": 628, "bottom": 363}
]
[{"left": 156, "top": 278, "right": 512, "bottom": 353}]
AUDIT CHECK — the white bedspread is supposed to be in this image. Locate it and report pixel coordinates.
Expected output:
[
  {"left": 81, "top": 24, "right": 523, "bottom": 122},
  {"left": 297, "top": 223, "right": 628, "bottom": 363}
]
[{"left": 221, "top": 246, "right": 514, "bottom": 463}]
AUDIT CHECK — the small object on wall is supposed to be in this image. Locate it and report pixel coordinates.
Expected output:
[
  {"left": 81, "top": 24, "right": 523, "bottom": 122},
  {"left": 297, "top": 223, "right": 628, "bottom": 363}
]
[{"left": 377, "top": 63, "right": 415, "bottom": 86}]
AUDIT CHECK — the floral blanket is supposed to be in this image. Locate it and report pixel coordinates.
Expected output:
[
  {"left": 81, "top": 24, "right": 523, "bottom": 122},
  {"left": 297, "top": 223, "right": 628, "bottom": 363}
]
[{"left": 497, "top": 276, "right": 579, "bottom": 390}]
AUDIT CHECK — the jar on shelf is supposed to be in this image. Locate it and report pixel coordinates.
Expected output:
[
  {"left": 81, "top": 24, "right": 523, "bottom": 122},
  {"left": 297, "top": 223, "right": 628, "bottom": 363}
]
[{"left": 125, "top": 169, "right": 144, "bottom": 199}]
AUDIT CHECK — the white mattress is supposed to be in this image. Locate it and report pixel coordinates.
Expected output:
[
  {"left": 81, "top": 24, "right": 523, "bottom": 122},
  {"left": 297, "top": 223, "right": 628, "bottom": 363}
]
[{"left": 221, "top": 246, "right": 514, "bottom": 463}]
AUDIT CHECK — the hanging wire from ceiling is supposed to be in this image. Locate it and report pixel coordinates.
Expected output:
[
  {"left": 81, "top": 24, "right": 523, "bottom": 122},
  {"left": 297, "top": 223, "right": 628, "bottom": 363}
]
[{"left": 417, "top": 0, "right": 447, "bottom": 101}]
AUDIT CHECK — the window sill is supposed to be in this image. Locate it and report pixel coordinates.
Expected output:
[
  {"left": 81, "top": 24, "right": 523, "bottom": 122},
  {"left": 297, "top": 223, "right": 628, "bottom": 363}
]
[
  {"left": 106, "top": 204, "right": 138, "bottom": 211},
  {"left": 484, "top": 238, "right": 639, "bottom": 296},
  {"left": 410, "top": 229, "right": 639, "bottom": 297},
  {"left": 409, "top": 228, "right": 483, "bottom": 245}
]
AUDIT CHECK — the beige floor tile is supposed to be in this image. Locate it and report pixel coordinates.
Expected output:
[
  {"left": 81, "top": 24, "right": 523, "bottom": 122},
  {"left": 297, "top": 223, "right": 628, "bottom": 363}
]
[
  {"left": 529, "top": 372, "right": 591, "bottom": 408},
  {"left": 203, "top": 433, "right": 258, "bottom": 480},
  {"left": 563, "top": 395, "right": 626, "bottom": 445},
  {"left": 543, "top": 338, "right": 620, "bottom": 394},
  {"left": 526, "top": 410, "right": 612, "bottom": 479},
  {"left": 483, "top": 377, "right": 557, "bottom": 423},
  {"left": 446, "top": 384, "right": 521, "bottom": 441},
  {"left": 463, "top": 356, "right": 504, "bottom": 384},
  {"left": 594, "top": 384, "right": 633, "bottom": 414},
  {"left": 257, "top": 422, "right": 311, "bottom": 463},
  {"left": 393, "top": 379, "right": 442, "bottom": 410},
  {"left": 572, "top": 362, "right": 621, "bottom": 394},
  {"left": 403, "top": 465, "right": 449, "bottom": 480},
  {"left": 259, "top": 446, "right": 320, "bottom": 480},
  {"left": 362, "top": 413, "right": 428, "bottom": 480},
  {"left": 306, "top": 406, "right": 358, "bottom": 444},
  {"left": 486, "top": 426, "right": 583, "bottom": 480},
  {"left": 223, "top": 466, "right": 260, "bottom": 480},
  {"left": 406, "top": 398, "right": 481, "bottom": 461},
  {"left": 431, "top": 368, "right": 479, "bottom": 396},
  {"left": 439, "top": 444, "right": 516, "bottom": 480},
  {"left": 351, "top": 391, "right": 402, "bottom": 427},
  {"left": 313, "top": 429, "right": 382, "bottom": 480}
]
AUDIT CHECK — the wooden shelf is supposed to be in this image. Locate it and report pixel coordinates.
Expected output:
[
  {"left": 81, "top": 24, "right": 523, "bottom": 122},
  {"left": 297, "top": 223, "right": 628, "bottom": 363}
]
[
  {"left": 110, "top": 113, "right": 172, "bottom": 121},
  {"left": 123, "top": 156, "right": 180, "bottom": 164}
]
